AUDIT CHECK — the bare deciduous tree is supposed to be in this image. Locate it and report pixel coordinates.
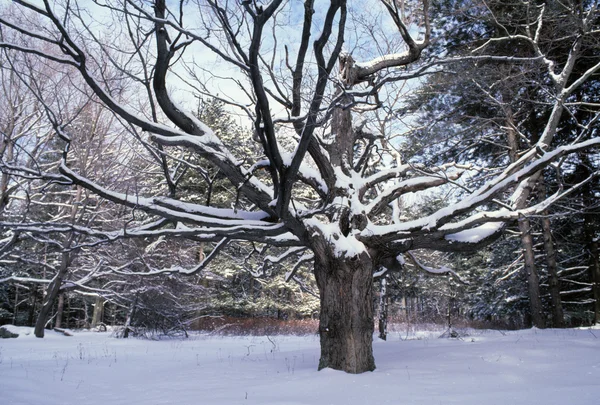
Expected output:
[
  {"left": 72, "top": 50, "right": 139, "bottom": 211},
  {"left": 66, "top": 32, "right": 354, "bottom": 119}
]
[{"left": 1, "top": 0, "right": 598, "bottom": 373}]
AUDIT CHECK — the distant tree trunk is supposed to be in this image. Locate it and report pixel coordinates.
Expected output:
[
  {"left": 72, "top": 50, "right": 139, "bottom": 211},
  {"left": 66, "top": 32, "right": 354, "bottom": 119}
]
[
  {"left": 55, "top": 293, "right": 65, "bottom": 329},
  {"left": 583, "top": 190, "right": 600, "bottom": 324},
  {"left": 65, "top": 295, "right": 71, "bottom": 329},
  {"left": 91, "top": 296, "right": 105, "bottom": 328},
  {"left": 198, "top": 242, "right": 205, "bottom": 261},
  {"left": 28, "top": 286, "right": 38, "bottom": 326},
  {"left": 541, "top": 214, "right": 564, "bottom": 328},
  {"left": 314, "top": 252, "right": 375, "bottom": 373},
  {"left": 518, "top": 216, "right": 545, "bottom": 328},
  {"left": 249, "top": 277, "right": 256, "bottom": 301},
  {"left": 34, "top": 252, "right": 70, "bottom": 338},
  {"left": 538, "top": 181, "right": 564, "bottom": 327},
  {"left": 447, "top": 292, "right": 456, "bottom": 330},
  {"left": 590, "top": 238, "right": 600, "bottom": 324},
  {"left": 505, "top": 108, "right": 545, "bottom": 329},
  {"left": 504, "top": 106, "right": 519, "bottom": 163},
  {"left": 83, "top": 301, "right": 90, "bottom": 328},
  {"left": 123, "top": 295, "right": 138, "bottom": 338},
  {"left": 34, "top": 185, "right": 81, "bottom": 337},
  {"left": 12, "top": 285, "right": 19, "bottom": 325},
  {"left": 0, "top": 137, "right": 14, "bottom": 214},
  {"left": 378, "top": 275, "right": 388, "bottom": 341}
]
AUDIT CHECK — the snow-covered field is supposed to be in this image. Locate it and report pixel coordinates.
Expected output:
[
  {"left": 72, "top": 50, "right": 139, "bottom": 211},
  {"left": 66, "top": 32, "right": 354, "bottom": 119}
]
[{"left": 1, "top": 325, "right": 599, "bottom": 405}]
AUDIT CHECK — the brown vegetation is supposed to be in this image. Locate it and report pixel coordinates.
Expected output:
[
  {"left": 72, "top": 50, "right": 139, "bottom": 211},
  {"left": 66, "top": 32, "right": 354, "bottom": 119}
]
[{"left": 191, "top": 316, "right": 319, "bottom": 336}]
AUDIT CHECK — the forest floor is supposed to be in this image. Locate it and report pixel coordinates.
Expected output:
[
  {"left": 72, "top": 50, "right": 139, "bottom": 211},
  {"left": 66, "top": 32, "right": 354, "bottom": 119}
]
[{"left": 1, "top": 324, "right": 599, "bottom": 405}]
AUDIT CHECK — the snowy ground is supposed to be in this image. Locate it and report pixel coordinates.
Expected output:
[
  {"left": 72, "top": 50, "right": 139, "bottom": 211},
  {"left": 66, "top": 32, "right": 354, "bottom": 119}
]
[{"left": 1, "top": 325, "right": 599, "bottom": 405}]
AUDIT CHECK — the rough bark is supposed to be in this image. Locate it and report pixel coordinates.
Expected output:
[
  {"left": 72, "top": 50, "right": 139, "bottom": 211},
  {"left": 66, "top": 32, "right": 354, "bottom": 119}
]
[
  {"left": 329, "top": 91, "right": 355, "bottom": 171},
  {"left": 518, "top": 216, "right": 545, "bottom": 328},
  {"left": 314, "top": 253, "right": 375, "bottom": 373},
  {"left": 504, "top": 104, "right": 519, "bottom": 164},
  {"left": 311, "top": 65, "right": 377, "bottom": 372}
]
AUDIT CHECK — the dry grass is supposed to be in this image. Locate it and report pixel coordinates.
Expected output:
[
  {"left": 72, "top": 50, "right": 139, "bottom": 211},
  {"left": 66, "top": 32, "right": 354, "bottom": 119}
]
[
  {"left": 191, "top": 316, "right": 319, "bottom": 336},
  {"left": 189, "top": 314, "right": 519, "bottom": 337}
]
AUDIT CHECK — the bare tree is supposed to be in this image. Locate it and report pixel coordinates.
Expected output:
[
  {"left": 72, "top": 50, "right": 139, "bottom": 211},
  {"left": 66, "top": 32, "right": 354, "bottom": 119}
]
[
  {"left": 0, "top": 0, "right": 598, "bottom": 372},
  {"left": 0, "top": 33, "right": 146, "bottom": 335}
]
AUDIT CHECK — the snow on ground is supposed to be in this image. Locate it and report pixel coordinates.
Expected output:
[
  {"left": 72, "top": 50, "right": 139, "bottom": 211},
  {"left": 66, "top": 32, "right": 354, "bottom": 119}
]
[{"left": 1, "top": 325, "right": 599, "bottom": 405}]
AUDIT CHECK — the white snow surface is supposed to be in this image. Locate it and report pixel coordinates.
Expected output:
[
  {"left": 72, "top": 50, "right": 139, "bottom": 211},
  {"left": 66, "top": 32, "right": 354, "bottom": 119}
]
[{"left": 1, "top": 325, "right": 599, "bottom": 405}]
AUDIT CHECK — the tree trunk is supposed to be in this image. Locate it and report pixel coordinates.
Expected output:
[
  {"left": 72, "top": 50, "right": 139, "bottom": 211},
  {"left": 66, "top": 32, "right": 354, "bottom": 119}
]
[
  {"left": 34, "top": 252, "right": 70, "bottom": 338},
  {"left": 590, "top": 238, "right": 600, "bottom": 324},
  {"left": 34, "top": 185, "right": 81, "bottom": 337},
  {"left": 55, "top": 293, "right": 65, "bottom": 329},
  {"left": 91, "top": 296, "right": 105, "bottom": 328},
  {"left": 329, "top": 91, "right": 355, "bottom": 171},
  {"left": 537, "top": 180, "right": 564, "bottom": 327},
  {"left": 378, "top": 275, "right": 388, "bottom": 341},
  {"left": 518, "top": 216, "right": 545, "bottom": 328},
  {"left": 541, "top": 215, "right": 564, "bottom": 328},
  {"left": 28, "top": 286, "right": 38, "bottom": 326},
  {"left": 584, "top": 210, "right": 600, "bottom": 324},
  {"left": 0, "top": 137, "right": 14, "bottom": 214},
  {"left": 314, "top": 253, "right": 375, "bottom": 373},
  {"left": 447, "top": 293, "right": 455, "bottom": 330},
  {"left": 581, "top": 167, "right": 600, "bottom": 325},
  {"left": 123, "top": 295, "right": 138, "bottom": 338},
  {"left": 504, "top": 108, "right": 546, "bottom": 329},
  {"left": 12, "top": 285, "right": 19, "bottom": 325}
]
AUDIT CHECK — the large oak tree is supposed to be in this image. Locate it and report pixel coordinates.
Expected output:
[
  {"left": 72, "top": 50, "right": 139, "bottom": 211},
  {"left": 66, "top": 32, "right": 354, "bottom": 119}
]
[{"left": 1, "top": 0, "right": 599, "bottom": 373}]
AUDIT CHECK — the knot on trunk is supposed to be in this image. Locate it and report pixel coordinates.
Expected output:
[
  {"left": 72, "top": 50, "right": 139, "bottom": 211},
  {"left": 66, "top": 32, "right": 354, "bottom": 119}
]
[{"left": 351, "top": 212, "right": 368, "bottom": 231}]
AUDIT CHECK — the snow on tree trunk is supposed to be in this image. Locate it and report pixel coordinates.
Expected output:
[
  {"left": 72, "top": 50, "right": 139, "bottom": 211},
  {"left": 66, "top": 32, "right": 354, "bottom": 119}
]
[{"left": 314, "top": 253, "right": 375, "bottom": 373}]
